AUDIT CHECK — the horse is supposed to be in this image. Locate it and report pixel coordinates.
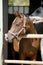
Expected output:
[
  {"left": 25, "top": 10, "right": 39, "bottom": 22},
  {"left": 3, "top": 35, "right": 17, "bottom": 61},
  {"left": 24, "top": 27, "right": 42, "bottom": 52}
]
[{"left": 5, "top": 12, "right": 39, "bottom": 65}]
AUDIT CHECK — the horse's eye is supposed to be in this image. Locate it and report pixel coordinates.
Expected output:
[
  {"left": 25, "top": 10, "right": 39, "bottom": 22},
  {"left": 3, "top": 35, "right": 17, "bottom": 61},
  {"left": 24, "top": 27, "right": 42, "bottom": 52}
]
[{"left": 16, "top": 23, "right": 19, "bottom": 27}]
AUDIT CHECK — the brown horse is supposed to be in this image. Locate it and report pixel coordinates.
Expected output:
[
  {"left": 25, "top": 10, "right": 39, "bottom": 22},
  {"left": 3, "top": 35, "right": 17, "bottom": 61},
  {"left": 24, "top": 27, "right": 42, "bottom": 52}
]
[{"left": 5, "top": 12, "right": 39, "bottom": 65}]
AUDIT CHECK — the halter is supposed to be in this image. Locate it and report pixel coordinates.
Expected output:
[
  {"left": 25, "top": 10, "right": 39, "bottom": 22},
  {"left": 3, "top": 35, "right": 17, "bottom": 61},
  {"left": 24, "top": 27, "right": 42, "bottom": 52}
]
[{"left": 8, "top": 15, "right": 27, "bottom": 41}]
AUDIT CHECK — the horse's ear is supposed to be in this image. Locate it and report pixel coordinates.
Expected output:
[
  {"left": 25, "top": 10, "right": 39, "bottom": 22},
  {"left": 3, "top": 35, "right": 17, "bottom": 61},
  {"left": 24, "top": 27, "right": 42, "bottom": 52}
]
[
  {"left": 20, "top": 13, "right": 24, "bottom": 18},
  {"left": 14, "top": 11, "right": 24, "bottom": 18},
  {"left": 26, "top": 16, "right": 30, "bottom": 20},
  {"left": 14, "top": 11, "right": 20, "bottom": 16}
]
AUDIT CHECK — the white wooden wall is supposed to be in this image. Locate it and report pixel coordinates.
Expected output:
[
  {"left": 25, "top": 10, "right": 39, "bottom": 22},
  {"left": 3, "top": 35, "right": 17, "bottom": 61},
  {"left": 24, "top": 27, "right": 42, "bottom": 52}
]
[{"left": 0, "top": 0, "right": 3, "bottom": 65}]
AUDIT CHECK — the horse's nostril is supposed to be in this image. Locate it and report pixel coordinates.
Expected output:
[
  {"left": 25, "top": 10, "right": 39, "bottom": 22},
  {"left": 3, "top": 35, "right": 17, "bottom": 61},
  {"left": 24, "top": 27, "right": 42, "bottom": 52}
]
[
  {"left": 5, "top": 34, "right": 7, "bottom": 38},
  {"left": 5, "top": 33, "right": 8, "bottom": 41},
  {"left": 7, "top": 37, "right": 8, "bottom": 39}
]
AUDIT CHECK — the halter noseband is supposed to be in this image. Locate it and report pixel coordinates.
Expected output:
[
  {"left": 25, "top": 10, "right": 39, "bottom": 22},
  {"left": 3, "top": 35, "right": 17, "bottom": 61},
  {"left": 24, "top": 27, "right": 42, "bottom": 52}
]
[{"left": 8, "top": 15, "right": 26, "bottom": 41}]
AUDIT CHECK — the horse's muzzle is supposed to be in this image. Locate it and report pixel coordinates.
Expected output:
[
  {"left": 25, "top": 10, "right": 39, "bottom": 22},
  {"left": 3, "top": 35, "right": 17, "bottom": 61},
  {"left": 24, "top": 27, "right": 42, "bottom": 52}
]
[{"left": 5, "top": 33, "right": 12, "bottom": 42}]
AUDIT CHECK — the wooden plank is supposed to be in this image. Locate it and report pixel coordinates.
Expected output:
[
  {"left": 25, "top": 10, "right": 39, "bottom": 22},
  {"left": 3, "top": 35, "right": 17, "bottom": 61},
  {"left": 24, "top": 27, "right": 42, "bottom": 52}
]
[
  {"left": 4, "top": 60, "right": 43, "bottom": 64},
  {"left": 23, "top": 34, "right": 43, "bottom": 38}
]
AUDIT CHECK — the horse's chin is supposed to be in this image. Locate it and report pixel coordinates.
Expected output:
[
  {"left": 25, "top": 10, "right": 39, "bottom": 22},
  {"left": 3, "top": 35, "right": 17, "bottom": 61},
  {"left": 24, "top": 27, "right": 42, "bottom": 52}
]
[{"left": 8, "top": 39, "right": 12, "bottom": 43}]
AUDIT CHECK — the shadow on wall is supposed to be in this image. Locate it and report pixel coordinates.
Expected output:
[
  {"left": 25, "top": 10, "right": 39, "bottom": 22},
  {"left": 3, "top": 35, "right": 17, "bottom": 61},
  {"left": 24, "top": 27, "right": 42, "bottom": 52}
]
[{"left": 8, "top": 14, "right": 16, "bottom": 30}]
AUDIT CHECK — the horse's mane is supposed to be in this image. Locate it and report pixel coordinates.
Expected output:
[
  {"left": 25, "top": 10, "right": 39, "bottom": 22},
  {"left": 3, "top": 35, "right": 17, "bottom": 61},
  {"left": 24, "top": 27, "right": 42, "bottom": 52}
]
[{"left": 26, "top": 17, "right": 37, "bottom": 34}]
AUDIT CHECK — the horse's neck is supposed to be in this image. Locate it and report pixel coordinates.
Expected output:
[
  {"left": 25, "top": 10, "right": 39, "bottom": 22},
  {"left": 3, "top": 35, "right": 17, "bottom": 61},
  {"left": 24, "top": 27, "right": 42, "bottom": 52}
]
[{"left": 29, "top": 21, "right": 37, "bottom": 34}]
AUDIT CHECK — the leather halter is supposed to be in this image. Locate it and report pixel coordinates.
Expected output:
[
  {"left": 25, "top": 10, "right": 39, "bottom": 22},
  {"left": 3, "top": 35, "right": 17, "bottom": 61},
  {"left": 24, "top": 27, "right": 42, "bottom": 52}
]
[{"left": 8, "top": 16, "right": 26, "bottom": 41}]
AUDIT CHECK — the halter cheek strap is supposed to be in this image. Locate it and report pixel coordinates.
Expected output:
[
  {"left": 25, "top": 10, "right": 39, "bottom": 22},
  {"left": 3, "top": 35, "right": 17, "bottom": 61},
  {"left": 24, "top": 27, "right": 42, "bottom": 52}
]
[{"left": 23, "top": 16, "right": 26, "bottom": 33}]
